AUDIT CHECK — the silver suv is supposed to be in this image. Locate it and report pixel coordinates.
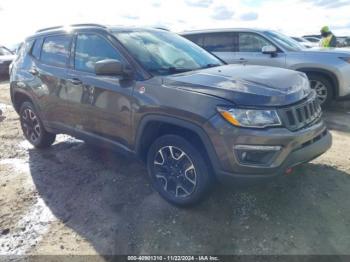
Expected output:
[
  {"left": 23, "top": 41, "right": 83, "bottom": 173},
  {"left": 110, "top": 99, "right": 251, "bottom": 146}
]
[{"left": 181, "top": 28, "right": 350, "bottom": 106}]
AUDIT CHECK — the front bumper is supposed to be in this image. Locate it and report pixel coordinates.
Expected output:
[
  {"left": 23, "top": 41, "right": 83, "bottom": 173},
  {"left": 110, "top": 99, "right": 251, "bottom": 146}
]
[{"left": 205, "top": 115, "right": 332, "bottom": 183}]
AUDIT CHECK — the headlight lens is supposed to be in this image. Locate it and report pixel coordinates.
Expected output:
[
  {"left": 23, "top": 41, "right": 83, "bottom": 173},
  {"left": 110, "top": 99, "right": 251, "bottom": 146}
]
[
  {"left": 339, "top": 57, "right": 350, "bottom": 64},
  {"left": 217, "top": 107, "right": 282, "bottom": 128}
]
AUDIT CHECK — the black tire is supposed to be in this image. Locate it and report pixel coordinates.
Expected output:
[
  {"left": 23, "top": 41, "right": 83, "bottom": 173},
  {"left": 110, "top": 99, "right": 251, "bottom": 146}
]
[
  {"left": 19, "top": 101, "right": 56, "bottom": 148},
  {"left": 147, "top": 134, "right": 212, "bottom": 206},
  {"left": 307, "top": 73, "right": 334, "bottom": 108}
]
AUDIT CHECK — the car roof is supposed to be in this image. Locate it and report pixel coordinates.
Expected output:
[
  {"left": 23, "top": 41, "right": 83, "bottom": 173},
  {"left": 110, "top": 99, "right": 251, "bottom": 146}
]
[
  {"left": 180, "top": 28, "right": 270, "bottom": 35},
  {"left": 28, "top": 24, "right": 167, "bottom": 40}
]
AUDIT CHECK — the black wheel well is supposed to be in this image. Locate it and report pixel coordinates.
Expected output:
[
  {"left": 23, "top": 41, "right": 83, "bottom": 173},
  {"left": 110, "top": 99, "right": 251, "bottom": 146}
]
[
  {"left": 13, "top": 92, "right": 33, "bottom": 113},
  {"left": 297, "top": 68, "right": 339, "bottom": 98},
  {"left": 138, "top": 121, "right": 213, "bottom": 171}
]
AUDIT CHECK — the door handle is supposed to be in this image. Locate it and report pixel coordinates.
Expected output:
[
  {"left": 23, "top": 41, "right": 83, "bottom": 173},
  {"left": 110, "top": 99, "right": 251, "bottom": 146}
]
[
  {"left": 238, "top": 58, "right": 247, "bottom": 63},
  {"left": 28, "top": 68, "right": 38, "bottom": 75},
  {"left": 68, "top": 78, "right": 82, "bottom": 85}
]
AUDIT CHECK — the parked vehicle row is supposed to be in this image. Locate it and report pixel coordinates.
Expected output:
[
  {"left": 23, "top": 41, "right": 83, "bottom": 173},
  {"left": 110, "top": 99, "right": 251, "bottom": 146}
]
[
  {"left": 0, "top": 45, "right": 15, "bottom": 76},
  {"left": 291, "top": 37, "right": 318, "bottom": 49},
  {"left": 181, "top": 28, "right": 350, "bottom": 107},
  {"left": 10, "top": 24, "right": 332, "bottom": 205}
]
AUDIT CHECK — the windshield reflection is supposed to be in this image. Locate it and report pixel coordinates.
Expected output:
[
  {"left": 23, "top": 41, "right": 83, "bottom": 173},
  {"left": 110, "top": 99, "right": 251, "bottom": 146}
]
[{"left": 264, "top": 31, "right": 305, "bottom": 51}]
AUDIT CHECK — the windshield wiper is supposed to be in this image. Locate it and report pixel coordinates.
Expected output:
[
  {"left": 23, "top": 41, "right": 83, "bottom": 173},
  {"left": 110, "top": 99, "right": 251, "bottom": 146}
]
[
  {"left": 167, "top": 67, "right": 193, "bottom": 73},
  {"left": 151, "top": 67, "right": 193, "bottom": 75},
  {"left": 201, "top": 63, "right": 221, "bottom": 69}
]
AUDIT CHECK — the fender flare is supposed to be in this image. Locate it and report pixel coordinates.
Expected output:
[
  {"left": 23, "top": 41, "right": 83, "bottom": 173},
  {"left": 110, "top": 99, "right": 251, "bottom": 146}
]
[
  {"left": 134, "top": 114, "right": 221, "bottom": 172},
  {"left": 11, "top": 89, "right": 39, "bottom": 113}
]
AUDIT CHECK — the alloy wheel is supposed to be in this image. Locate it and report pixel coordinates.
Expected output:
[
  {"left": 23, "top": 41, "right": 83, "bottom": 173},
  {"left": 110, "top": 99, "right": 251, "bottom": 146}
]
[
  {"left": 153, "top": 146, "right": 197, "bottom": 198},
  {"left": 310, "top": 80, "right": 328, "bottom": 104},
  {"left": 21, "top": 108, "right": 41, "bottom": 143}
]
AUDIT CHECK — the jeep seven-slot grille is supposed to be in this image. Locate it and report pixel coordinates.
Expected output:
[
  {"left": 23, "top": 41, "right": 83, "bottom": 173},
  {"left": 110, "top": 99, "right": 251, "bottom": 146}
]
[{"left": 279, "top": 96, "right": 322, "bottom": 131}]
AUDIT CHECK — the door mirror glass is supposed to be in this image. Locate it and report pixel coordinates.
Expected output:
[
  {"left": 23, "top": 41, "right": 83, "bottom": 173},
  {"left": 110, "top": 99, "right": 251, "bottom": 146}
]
[
  {"left": 262, "top": 45, "right": 277, "bottom": 54},
  {"left": 95, "top": 59, "right": 132, "bottom": 78}
]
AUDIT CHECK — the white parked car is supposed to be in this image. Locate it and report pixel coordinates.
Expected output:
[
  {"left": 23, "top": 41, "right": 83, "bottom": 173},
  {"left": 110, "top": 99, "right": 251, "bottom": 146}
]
[
  {"left": 0, "top": 46, "right": 16, "bottom": 76},
  {"left": 292, "top": 37, "right": 318, "bottom": 48}
]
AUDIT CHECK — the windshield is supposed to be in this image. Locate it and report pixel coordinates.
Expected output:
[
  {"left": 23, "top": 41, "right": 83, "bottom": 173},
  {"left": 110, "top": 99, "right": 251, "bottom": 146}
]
[
  {"left": 113, "top": 30, "right": 223, "bottom": 75},
  {"left": 264, "top": 31, "right": 304, "bottom": 51}
]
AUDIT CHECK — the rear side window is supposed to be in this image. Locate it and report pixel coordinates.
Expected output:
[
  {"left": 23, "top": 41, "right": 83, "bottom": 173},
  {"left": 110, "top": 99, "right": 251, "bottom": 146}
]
[
  {"left": 41, "top": 35, "right": 71, "bottom": 67},
  {"left": 31, "top": 39, "right": 43, "bottom": 60},
  {"left": 74, "top": 34, "right": 124, "bottom": 73},
  {"left": 202, "top": 33, "right": 235, "bottom": 52},
  {"left": 239, "top": 33, "right": 271, "bottom": 52},
  {"left": 183, "top": 34, "right": 204, "bottom": 47}
]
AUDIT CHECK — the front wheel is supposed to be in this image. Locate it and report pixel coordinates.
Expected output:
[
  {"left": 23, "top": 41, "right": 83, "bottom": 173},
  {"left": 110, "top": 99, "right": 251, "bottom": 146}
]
[
  {"left": 308, "top": 74, "right": 333, "bottom": 108},
  {"left": 19, "top": 102, "right": 56, "bottom": 148},
  {"left": 147, "top": 135, "right": 212, "bottom": 206}
]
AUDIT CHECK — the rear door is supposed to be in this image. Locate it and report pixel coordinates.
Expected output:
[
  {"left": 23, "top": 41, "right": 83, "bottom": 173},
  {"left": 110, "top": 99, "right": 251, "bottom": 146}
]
[
  {"left": 236, "top": 32, "right": 286, "bottom": 67},
  {"left": 184, "top": 33, "right": 236, "bottom": 63},
  {"left": 202, "top": 32, "right": 236, "bottom": 63},
  {"left": 28, "top": 34, "right": 73, "bottom": 128},
  {"left": 66, "top": 33, "right": 134, "bottom": 147}
]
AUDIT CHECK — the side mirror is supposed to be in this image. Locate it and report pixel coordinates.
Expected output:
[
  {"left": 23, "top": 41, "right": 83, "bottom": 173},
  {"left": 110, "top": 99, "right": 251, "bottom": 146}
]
[
  {"left": 95, "top": 59, "right": 133, "bottom": 78},
  {"left": 262, "top": 45, "right": 277, "bottom": 56}
]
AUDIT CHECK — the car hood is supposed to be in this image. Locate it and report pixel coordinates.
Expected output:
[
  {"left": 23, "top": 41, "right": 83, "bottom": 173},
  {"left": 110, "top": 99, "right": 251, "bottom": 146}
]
[{"left": 163, "top": 65, "right": 310, "bottom": 107}]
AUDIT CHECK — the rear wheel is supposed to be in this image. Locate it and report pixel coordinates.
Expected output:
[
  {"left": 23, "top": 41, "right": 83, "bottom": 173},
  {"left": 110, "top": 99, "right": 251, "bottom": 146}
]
[
  {"left": 19, "top": 102, "right": 56, "bottom": 148},
  {"left": 147, "top": 135, "right": 212, "bottom": 206},
  {"left": 307, "top": 73, "right": 333, "bottom": 108}
]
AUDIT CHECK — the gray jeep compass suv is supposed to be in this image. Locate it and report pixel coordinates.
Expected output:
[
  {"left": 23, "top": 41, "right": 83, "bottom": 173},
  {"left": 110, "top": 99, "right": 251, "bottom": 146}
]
[{"left": 10, "top": 24, "right": 332, "bottom": 206}]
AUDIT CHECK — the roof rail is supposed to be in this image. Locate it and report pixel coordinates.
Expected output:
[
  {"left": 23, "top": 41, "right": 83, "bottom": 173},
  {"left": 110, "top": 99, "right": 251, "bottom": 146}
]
[
  {"left": 154, "top": 27, "right": 170, "bottom": 31},
  {"left": 36, "top": 23, "right": 107, "bottom": 33}
]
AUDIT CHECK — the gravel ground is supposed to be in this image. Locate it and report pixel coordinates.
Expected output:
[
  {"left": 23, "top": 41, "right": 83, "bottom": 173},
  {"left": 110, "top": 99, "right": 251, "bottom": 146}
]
[{"left": 0, "top": 76, "right": 350, "bottom": 257}]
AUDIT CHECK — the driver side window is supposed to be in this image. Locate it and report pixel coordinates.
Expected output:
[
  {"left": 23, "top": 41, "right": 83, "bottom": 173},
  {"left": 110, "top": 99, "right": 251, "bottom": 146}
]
[
  {"left": 74, "top": 34, "right": 124, "bottom": 73},
  {"left": 239, "top": 33, "right": 271, "bottom": 52}
]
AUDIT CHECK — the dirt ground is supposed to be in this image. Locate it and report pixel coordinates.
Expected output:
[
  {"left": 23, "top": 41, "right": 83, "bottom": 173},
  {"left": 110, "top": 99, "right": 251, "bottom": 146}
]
[{"left": 0, "top": 75, "right": 350, "bottom": 257}]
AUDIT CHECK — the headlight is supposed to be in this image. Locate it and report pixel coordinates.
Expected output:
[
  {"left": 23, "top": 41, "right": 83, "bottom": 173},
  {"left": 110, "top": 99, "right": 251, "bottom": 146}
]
[
  {"left": 339, "top": 57, "right": 350, "bottom": 64},
  {"left": 217, "top": 107, "right": 282, "bottom": 128}
]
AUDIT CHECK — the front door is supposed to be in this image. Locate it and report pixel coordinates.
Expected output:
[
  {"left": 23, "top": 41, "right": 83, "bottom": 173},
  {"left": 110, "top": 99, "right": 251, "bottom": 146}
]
[
  {"left": 67, "top": 33, "right": 134, "bottom": 147},
  {"left": 235, "top": 32, "right": 286, "bottom": 67}
]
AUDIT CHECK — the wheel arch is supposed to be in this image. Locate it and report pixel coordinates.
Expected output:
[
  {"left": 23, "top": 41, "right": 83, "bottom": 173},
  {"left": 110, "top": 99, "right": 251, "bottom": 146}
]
[
  {"left": 135, "top": 115, "right": 221, "bottom": 176},
  {"left": 12, "top": 90, "right": 35, "bottom": 113},
  {"left": 296, "top": 67, "right": 339, "bottom": 98}
]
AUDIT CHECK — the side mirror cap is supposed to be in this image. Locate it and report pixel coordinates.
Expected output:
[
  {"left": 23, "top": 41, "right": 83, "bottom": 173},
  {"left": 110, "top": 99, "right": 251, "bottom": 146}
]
[
  {"left": 262, "top": 45, "right": 277, "bottom": 55},
  {"left": 95, "top": 59, "right": 133, "bottom": 78}
]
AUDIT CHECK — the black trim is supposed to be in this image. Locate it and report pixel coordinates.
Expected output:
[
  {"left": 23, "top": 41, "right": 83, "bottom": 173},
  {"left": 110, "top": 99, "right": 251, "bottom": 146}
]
[
  {"left": 134, "top": 114, "right": 222, "bottom": 172},
  {"left": 44, "top": 122, "right": 136, "bottom": 158}
]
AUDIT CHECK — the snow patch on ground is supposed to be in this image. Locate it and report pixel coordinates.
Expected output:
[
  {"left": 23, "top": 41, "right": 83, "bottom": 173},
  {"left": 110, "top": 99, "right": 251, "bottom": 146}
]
[
  {"left": 0, "top": 103, "right": 12, "bottom": 113},
  {"left": 0, "top": 198, "right": 56, "bottom": 255},
  {"left": 0, "top": 158, "right": 30, "bottom": 174}
]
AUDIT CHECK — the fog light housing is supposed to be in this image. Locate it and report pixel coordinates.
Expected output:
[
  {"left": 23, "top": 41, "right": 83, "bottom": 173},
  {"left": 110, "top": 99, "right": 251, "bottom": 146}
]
[{"left": 234, "top": 145, "right": 282, "bottom": 166}]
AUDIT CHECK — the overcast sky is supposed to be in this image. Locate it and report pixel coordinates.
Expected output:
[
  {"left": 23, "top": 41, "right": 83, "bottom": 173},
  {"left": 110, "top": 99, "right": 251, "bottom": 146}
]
[{"left": 1, "top": 0, "right": 350, "bottom": 47}]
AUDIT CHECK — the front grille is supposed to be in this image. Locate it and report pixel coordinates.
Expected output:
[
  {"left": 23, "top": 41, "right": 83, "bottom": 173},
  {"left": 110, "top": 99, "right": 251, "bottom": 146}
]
[{"left": 279, "top": 95, "right": 322, "bottom": 131}]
